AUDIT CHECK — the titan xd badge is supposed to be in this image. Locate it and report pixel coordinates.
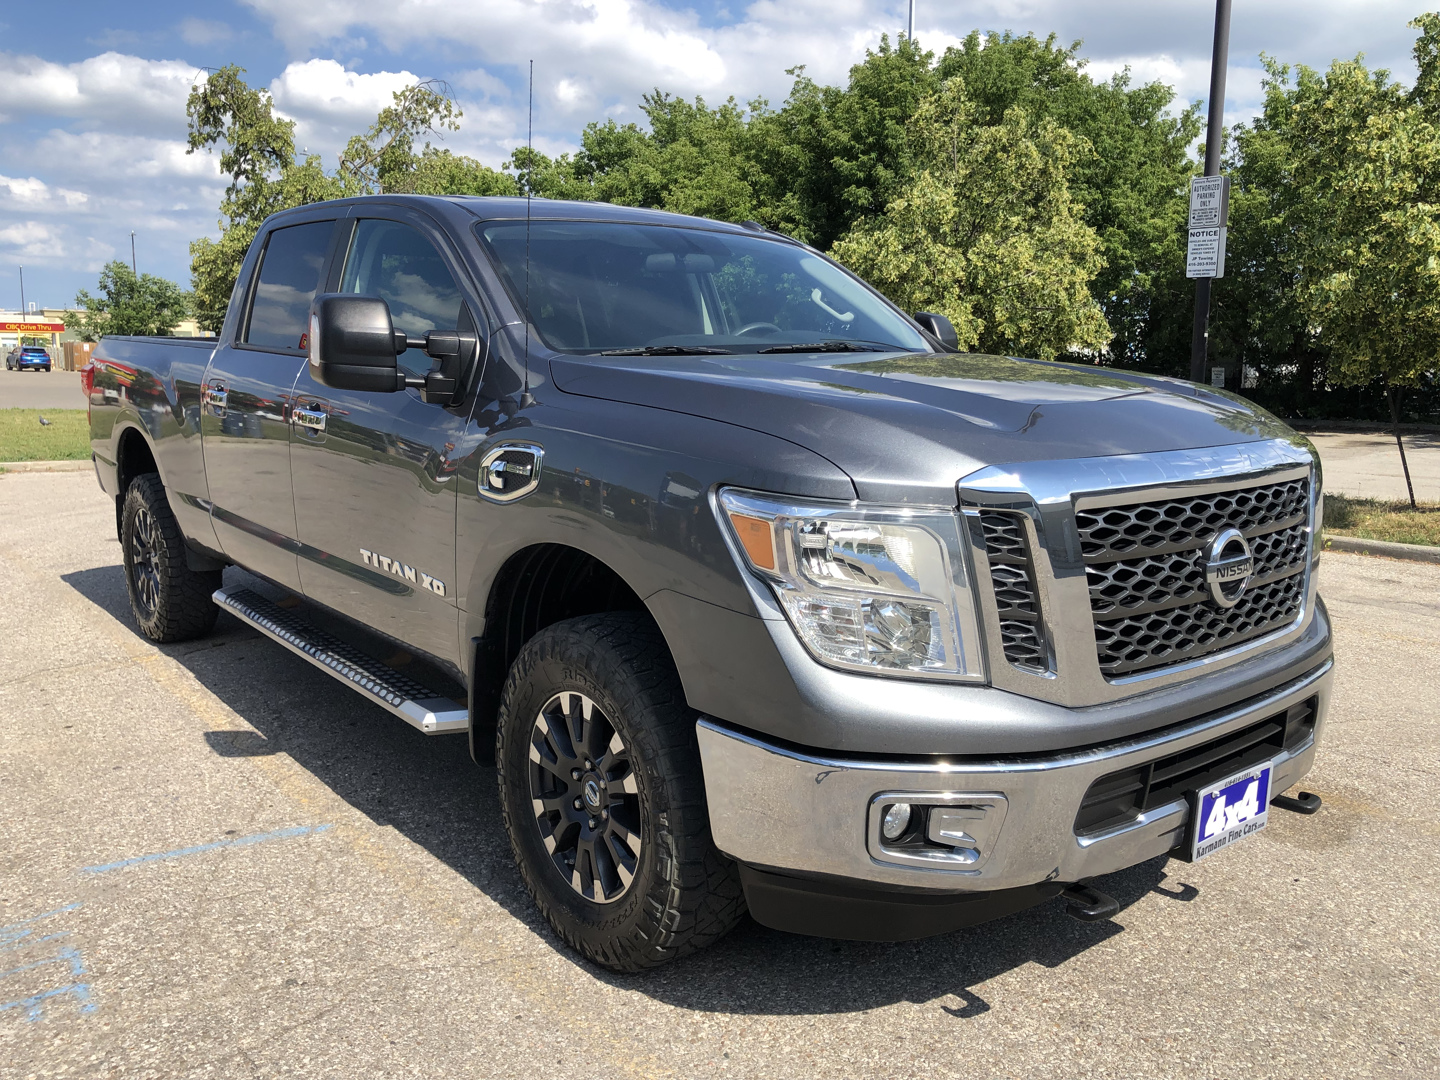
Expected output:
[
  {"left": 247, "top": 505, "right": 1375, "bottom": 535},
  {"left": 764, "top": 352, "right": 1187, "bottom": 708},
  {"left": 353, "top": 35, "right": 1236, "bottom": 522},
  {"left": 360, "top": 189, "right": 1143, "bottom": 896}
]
[{"left": 359, "top": 549, "right": 446, "bottom": 596}]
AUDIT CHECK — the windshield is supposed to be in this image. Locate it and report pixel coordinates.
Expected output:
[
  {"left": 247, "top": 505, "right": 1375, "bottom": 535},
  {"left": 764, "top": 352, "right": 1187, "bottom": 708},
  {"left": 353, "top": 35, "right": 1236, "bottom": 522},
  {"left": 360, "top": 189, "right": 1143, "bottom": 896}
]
[{"left": 476, "top": 220, "right": 929, "bottom": 355}]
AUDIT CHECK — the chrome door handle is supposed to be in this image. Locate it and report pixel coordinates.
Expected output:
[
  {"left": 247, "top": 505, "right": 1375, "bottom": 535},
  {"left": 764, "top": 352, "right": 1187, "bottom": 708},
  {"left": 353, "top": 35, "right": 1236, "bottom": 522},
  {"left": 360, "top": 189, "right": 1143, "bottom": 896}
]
[
  {"left": 203, "top": 384, "right": 227, "bottom": 415},
  {"left": 293, "top": 403, "right": 327, "bottom": 432}
]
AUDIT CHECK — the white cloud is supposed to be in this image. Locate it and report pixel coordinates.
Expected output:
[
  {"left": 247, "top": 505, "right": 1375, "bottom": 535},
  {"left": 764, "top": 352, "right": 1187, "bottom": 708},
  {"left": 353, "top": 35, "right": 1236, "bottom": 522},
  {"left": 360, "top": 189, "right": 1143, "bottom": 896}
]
[
  {"left": 0, "top": 175, "right": 88, "bottom": 210},
  {"left": 269, "top": 58, "right": 421, "bottom": 158},
  {"left": 0, "top": 51, "right": 202, "bottom": 136},
  {"left": 179, "top": 18, "right": 233, "bottom": 46}
]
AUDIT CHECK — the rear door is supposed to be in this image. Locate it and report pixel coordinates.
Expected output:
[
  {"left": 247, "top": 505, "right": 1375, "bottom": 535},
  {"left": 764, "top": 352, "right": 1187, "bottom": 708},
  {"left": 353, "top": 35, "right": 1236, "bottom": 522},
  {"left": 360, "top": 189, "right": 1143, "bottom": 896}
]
[
  {"left": 202, "top": 213, "right": 341, "bottom": 591},
  {"left": 288, "top": 210, "right": 482, "bottom": 665}
]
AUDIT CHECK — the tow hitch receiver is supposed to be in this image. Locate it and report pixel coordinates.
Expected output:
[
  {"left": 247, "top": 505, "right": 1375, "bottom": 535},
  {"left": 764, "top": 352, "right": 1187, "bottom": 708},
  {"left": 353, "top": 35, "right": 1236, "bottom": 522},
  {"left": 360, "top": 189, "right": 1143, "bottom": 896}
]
[
  {"left": 1272, "top": 791, "right": 1323, "bottom": 815},
  {"left": 1060, "top": 883, "right": 1120, "bottom": 922}
]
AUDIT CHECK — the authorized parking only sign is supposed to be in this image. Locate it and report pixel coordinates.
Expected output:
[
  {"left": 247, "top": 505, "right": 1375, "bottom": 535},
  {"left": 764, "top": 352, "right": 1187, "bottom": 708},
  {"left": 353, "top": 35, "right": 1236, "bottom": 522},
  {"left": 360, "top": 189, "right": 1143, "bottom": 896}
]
[{"left": 1186, "top": 175, "right": 1230, "bottom": 279}]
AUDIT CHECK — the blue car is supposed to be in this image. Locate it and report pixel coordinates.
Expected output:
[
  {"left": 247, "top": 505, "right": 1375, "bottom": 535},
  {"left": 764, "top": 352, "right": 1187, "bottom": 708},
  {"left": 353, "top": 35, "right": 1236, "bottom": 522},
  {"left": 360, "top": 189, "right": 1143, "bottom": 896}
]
[{"left": 6, "top": 345, "right": 52, "bottom": 371}]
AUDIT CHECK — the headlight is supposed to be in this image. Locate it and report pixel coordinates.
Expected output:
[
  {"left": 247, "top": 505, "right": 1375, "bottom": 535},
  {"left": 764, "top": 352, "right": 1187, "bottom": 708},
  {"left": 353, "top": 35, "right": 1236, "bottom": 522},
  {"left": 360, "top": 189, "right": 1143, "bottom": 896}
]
[{"left": 717, "top": 488, "right": 984, "bottom": 680}]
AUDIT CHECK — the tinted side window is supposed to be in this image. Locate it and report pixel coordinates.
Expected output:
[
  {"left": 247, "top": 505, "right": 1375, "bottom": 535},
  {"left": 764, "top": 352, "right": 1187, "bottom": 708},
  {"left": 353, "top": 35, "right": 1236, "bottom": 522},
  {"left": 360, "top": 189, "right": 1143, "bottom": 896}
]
[
  {"left": 340, "top": 220, "right": 463, "bottom": 375},
  {"left": 244, "top": 220, "right": 335, "bottom": 350}
]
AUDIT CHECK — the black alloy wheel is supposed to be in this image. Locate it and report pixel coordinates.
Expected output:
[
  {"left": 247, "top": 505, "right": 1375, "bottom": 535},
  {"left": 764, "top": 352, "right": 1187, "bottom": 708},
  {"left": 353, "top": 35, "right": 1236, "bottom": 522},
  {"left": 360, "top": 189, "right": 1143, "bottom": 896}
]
[
  {"left": 528, "top": 690, "right": 643, "bottom": 904},
  {"left": 128, "top": 503, "right": 162, "bottom": 620},
  {"left": 120, "top": 473, "right": 222, "bottom": 643},
  {"left": 496, "top": 613, "right": 746, "bottom": 971}
]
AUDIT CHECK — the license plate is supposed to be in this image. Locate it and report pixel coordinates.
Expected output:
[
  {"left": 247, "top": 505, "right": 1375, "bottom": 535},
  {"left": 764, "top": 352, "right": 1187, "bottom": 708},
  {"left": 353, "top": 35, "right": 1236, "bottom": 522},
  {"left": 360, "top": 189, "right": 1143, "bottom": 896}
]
[{"left": 1189, "top": 760, "right": 1272, "bottom": 861}]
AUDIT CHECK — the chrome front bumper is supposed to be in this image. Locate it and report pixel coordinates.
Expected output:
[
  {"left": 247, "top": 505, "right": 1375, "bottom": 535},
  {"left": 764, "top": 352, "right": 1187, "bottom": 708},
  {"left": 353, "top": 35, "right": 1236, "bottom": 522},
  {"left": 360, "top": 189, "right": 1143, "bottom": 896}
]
[{"left": 697, "top": 659, "right": 1332, "bottom": 893}]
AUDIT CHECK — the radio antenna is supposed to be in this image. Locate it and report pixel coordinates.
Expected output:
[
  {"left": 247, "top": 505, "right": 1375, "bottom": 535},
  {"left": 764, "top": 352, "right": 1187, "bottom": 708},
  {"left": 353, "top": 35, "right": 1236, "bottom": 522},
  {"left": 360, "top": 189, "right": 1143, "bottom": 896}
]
[{"left": 521, "top": 59, "right": 534, "bottom": 407}]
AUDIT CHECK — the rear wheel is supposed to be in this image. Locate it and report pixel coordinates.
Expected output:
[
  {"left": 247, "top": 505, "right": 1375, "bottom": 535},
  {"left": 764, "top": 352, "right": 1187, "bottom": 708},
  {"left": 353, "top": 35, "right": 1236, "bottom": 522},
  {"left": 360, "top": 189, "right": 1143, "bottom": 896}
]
[
  {"left": 121, "top": 473, "right": 221, "bottom": 643},
  {"left": 496, "top": 613, "right": 745, "bottom": 971}
]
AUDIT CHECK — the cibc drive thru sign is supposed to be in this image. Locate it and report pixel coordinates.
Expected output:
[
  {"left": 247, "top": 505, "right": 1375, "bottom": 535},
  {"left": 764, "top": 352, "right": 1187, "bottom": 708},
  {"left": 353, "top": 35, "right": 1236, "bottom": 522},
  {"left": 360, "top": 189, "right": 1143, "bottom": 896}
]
[{"left": 1186, "top": 175, "right": 1230, "bottom": 279}]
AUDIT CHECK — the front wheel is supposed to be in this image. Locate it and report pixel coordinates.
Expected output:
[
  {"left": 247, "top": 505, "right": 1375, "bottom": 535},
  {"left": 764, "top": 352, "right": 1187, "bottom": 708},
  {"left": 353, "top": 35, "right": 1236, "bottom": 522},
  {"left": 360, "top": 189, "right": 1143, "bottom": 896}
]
[
  {"left": 496, "top": 613, "right": 745, "bottom": 971},
  {"left": 121, "top": 473, "right": 221, "bottom": 642}
]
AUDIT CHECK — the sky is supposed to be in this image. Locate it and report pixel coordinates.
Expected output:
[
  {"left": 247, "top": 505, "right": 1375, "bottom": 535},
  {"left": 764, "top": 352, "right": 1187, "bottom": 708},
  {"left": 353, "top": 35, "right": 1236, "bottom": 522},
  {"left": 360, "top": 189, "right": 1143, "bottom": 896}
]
[{"left": 0, "top": 0, "right": 1428, "bottom": 313}]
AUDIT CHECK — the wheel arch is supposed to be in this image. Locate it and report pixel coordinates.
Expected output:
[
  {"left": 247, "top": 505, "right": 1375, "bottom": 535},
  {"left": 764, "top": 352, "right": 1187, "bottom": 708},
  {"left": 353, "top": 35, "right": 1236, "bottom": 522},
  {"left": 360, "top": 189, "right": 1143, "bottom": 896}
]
[{"left": 467, "top": 541, "right": 674, "bottom": 763}]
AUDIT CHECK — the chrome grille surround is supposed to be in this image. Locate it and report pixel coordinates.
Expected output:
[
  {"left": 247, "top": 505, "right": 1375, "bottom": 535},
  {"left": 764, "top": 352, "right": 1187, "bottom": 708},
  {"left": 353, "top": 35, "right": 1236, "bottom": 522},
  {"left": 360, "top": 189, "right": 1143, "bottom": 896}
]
[{"left": 960, "top": 439, "right": 1321, "bottom": 709}]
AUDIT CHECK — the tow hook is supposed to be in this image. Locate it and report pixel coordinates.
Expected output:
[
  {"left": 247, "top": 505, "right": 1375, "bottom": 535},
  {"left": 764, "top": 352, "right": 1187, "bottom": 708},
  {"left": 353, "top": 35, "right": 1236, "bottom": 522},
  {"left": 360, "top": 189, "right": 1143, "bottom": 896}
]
[
  {"left": 1272, "top": 791, "right": 1323, "bottom": 815},
  {"left": 1060, "top": 883, "right": 1120, "bottom": 922}
]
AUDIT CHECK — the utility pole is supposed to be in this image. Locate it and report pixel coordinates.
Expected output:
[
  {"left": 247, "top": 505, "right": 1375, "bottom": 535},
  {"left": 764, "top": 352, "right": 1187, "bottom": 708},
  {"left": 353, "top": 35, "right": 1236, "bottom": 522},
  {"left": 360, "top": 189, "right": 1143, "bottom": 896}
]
[
  {"left": 1190, "top": 0, "right": 1232, "bottom": 383},
  {"left": 130, "top": 231, "right": 137, "bottom": 277},
  {"left": 18, "top": 266, "right": 25, "bottom": 316},
  {"left": 905, "top": 0, "right": 915, "bottom": 39}
]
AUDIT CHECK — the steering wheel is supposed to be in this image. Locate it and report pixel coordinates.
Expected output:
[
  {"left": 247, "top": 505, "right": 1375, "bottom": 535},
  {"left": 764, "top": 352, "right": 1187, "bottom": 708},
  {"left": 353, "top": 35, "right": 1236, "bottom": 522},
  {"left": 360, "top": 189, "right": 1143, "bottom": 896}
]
[{"left": 734, "top": 322, "right": 783, "bottom": 337}]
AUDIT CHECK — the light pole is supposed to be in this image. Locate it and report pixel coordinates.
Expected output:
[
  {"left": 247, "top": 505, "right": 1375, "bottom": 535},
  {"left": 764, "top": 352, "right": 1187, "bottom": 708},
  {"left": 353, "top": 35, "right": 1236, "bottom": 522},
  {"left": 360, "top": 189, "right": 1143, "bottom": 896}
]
[
  {"left": 18, "top": 265, "right": 25, "bottom": 317},
  {"left": 906, "top": 0, "right": 915, "bottom": 39},
  {"left": 1190, "top": 0, "right": 1233, "bottom": 384},
  {"left": 130, "top": 231, "right": 137, "bottom": 277}
]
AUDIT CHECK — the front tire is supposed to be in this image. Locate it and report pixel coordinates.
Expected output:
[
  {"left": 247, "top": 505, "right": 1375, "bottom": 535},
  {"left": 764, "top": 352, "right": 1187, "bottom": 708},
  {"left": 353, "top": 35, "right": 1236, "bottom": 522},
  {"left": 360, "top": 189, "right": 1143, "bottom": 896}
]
[
  {"left": 497, "top": 613, "right": 745, "bottom": 971},
  {"left": 121, "top": 473, "right": 221, "bottom": 643}
]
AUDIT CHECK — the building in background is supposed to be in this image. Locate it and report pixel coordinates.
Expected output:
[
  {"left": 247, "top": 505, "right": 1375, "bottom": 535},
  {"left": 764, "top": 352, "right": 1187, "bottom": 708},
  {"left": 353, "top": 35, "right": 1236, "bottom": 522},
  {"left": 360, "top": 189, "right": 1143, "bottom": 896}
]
[{"left": 0, "top": 309, "right": 204, "bottom": 355}]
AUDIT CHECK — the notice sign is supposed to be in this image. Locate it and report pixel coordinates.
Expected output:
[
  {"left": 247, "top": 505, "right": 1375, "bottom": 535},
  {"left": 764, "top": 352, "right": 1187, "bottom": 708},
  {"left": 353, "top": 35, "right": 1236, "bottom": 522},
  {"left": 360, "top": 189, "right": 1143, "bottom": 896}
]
[
  {"left": 1188, "top": 175, "right": 1230, "bottom": 228},
  {"left": 1187, "top": 227, "right": 1227, "bottom": 279}
]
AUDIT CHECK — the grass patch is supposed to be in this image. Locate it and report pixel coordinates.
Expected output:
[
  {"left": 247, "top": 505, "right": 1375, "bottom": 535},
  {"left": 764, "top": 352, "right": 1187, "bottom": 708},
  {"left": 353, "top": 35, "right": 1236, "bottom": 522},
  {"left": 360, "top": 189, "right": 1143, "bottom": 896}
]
[
  {"left": 1324, "top": 493, "right": 1440, "bottom": 548},
  {"left": 0, "top": 408, "right": 90, "bottom": 463}
]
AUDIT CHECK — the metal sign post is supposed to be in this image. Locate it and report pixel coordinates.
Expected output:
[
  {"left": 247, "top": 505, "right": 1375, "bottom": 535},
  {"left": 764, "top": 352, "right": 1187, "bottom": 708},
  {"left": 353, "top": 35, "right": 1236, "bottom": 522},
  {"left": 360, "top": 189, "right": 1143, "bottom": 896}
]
[{"left": 1189, "top": 0, "right": 1233, "bottom": 384}]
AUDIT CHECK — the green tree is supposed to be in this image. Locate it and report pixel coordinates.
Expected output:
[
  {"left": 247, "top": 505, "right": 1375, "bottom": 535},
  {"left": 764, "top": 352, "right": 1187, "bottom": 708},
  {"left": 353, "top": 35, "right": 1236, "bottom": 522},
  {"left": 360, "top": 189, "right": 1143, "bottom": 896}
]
[
  {"left": 1265, "top": 18, "right": 1440, "bottom": 504},
  {"left": 831, "top": 79, "right": 1110, "bottom": 360},
  {"left": 935, "top": 32, "right": 1202, "bottom": 370},
  {"left": 186, "top": 65, "right": 349, "bottom": 331},
  {"left": 68, "top": 261, "right": 191, "bottom": 340}
]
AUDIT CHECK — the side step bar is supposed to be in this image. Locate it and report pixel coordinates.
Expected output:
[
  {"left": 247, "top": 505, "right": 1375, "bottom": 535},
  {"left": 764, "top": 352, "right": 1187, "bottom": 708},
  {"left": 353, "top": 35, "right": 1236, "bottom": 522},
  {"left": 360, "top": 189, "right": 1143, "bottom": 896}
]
[{"left": 213, "top": 587, "right": 468, "bottom": 735}]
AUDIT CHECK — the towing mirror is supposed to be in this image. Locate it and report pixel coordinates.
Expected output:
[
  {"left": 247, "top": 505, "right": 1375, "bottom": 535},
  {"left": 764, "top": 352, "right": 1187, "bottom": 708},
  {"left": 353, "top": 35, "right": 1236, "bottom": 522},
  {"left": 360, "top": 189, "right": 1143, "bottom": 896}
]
[
  {"left": 913, "top": 311, "right": 959, "bottom": 351},
  {"left": 309, "top": 294, "right": 405, "bottom": 392},
  {"left": 308, "top": 293, "right": 475, "bottom": 405}
]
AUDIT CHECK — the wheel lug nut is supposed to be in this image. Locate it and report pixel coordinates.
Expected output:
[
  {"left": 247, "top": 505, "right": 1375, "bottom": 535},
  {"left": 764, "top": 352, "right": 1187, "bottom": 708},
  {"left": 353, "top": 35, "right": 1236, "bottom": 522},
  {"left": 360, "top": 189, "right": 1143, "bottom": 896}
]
[
  {"left": 573, "top": 798, "right": 583, "bottom": 810},
  {"left": 584, "top": 760, "right": 593, "bottom": 769},
  {"left": 588, "top": 818, "right": 597, "bottom": 829},
  {"left": 571, "top": 769, "right": 581, "bottom": 780},
  {"left": 601, "top": 809, "right": 608, "bottom": 820}
]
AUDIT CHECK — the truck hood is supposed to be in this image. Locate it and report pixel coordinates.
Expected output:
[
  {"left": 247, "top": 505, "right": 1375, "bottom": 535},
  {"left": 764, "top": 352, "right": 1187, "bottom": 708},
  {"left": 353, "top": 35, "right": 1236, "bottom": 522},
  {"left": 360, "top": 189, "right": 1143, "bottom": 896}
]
[{"left": 548, "top": 351, "right": 1301, "bottom": 503}]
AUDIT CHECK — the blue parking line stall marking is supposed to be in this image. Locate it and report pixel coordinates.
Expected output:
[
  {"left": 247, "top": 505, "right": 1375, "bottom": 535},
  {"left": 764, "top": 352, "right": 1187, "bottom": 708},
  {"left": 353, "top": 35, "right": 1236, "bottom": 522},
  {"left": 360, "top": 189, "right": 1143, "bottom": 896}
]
[
  {"left": 81, "top": 823, "right": 334, "bottom": 875},
  {"left": 0, "top": 904, "right": 96, "bottom": 1023}
]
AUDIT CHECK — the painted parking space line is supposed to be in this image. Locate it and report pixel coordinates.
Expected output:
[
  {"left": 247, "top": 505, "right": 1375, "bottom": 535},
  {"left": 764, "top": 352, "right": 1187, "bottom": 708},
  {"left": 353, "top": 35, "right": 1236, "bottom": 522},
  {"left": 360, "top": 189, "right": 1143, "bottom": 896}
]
[
  {"left": 80, "top": 824, "right": 334, "bottom": 875},
  {"left": 0, "top": 903, "right": 95, "bottom": 1023}
]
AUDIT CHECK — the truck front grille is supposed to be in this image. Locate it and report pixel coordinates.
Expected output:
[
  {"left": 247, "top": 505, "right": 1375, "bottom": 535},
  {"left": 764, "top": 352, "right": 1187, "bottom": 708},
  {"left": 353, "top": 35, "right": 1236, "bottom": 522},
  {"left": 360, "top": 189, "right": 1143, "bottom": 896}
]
[
  {"left": 1073, "top": 696, "right": 1318, "bottom": 837},
  {"left": 1078, "top": 479, "right": 1310, "bottom": 677},
  {"left": 978, "top": 511, "right": 1048, "bottom": 672}
]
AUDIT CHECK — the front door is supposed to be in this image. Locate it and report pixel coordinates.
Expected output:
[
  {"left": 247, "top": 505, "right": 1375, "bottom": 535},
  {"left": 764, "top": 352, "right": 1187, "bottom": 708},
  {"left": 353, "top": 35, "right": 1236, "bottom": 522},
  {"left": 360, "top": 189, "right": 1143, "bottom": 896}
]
[
  {"left": 289, "top": 213, "right": 480, "bottom": 665},
  {"left": 202, "top": 215, "right": 340, "bottom": 591}
]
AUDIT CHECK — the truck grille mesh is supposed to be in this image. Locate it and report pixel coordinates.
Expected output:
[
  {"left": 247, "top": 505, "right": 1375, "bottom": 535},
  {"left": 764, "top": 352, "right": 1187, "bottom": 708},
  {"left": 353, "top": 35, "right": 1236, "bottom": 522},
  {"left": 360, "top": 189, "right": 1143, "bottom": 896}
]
[
  {"left": 978, "top": 511, "right": 1048, "bottom": 672},
  {"left": 1079, "top": 478, "right": 1310, "bottom": 677}
]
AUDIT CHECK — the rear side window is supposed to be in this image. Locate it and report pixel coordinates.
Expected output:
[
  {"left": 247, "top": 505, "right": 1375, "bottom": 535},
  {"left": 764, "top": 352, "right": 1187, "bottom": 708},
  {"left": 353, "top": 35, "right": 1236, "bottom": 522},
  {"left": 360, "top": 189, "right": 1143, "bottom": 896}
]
[
  {"left": 244, "top": 220, "right": 335, "bottom": 350},
  {"left": 339, "top": 219, "right": 463, "bottom": 375}
]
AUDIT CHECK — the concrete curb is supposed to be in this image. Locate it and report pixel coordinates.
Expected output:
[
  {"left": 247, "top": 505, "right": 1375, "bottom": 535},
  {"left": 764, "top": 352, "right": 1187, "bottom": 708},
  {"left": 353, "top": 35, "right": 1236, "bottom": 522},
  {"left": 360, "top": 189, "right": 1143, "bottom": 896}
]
[
  {"left": 1323, "top": 534, "right": 1440, "bottom": 564},
  {"left": 0, "top": 459, "right": 92, "bottom": 473}
]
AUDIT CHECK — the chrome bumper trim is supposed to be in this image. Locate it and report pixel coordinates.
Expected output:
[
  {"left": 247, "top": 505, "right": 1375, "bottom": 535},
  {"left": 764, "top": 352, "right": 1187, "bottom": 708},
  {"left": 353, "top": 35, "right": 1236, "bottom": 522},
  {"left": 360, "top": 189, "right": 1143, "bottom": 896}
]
[{"left": 698, "top": 659, "right": 1332, "bottom": 891}]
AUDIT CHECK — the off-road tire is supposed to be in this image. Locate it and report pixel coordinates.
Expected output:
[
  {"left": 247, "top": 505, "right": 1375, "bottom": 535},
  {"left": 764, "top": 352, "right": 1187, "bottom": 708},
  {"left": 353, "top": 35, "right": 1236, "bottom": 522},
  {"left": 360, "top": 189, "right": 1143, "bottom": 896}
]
[
  {"left": 496, "top": 613, "right": 745, "bottom": 971},
  {"left": 121, "top": 473, "right": 221, "bottom": 643}
]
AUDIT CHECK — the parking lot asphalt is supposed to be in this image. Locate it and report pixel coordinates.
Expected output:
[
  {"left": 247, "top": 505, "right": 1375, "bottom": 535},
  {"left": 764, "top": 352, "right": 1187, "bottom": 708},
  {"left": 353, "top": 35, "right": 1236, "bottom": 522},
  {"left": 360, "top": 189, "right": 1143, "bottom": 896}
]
[
  {"left": 0, "top": 368, "right": 85, "bottom": 411},
  {"left": 1308, "top": 431, "right": 1440, "bottom": 503},
  {"left": 1, "top": 471, "right": 1437, "bottom": 1080}
]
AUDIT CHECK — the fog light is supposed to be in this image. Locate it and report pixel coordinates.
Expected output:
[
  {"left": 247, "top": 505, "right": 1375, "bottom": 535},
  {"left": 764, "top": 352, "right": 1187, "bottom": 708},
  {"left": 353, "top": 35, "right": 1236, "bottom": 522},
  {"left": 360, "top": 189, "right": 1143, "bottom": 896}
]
[{"left": 881, "top": 802, "right": 912, "bottom": 841}]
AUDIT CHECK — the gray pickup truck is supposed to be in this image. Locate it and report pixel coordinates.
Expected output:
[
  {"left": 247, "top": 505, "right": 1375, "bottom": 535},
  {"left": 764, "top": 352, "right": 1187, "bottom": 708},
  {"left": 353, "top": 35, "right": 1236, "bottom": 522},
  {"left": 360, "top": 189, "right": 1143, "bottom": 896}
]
[{"left": 86, "top": 195, "right": 1330, "bottom": 970}]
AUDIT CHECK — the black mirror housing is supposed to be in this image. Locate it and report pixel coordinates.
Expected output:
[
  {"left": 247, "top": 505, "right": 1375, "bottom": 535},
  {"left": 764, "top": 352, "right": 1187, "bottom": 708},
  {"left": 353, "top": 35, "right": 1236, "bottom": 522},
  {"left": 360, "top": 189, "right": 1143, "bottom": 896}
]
[
  {"left": 913, "top": 311, "right": 959, "bottom": 351},
  {"left": 309, "top": 294, "right": 404, "bottom": 392}
]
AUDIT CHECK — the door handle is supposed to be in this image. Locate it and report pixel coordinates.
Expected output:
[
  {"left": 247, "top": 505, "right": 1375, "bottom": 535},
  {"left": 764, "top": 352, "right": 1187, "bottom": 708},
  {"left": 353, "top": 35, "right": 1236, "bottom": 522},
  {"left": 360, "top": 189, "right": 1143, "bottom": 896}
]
[
  {"left": 293, "top": 403, "right": 327, "bottom": 432},
  {"left": 203, "top": 383, "right": 227, "bottom": 415}
]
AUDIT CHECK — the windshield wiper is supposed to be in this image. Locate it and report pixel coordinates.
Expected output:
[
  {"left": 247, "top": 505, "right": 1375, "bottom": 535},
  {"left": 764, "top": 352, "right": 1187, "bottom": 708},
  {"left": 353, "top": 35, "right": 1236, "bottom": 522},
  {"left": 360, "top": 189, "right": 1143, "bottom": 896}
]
[
  {"left": 756, "top": 340, "right": 890, "bottom": 354},
  {"left": 598, "top": 345, "right": 733, "bottom": 356}
]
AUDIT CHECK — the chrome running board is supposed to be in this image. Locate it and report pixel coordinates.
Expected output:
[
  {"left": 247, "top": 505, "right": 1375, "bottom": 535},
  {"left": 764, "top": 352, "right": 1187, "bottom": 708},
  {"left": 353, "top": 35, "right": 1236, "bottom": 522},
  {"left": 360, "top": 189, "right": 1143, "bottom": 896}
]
[{"left": 213, "top": 587, "right": 468, "bottom": 735}]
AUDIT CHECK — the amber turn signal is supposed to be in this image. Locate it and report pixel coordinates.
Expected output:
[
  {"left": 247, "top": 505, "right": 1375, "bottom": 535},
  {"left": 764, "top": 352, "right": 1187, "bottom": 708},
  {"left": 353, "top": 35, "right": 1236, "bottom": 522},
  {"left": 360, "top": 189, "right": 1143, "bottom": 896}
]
[{"left": 728, "top": 512, "right": 776, "bottom": 571}]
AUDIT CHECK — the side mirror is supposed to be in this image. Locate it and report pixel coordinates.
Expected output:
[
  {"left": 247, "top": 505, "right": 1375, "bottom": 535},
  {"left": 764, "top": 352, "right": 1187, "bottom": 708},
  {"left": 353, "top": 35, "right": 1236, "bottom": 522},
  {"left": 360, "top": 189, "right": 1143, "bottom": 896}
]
[
  {"left": 309, "top": 294, "right": 405, "bottom": 393},
  {"left": 912, "top": 311, "right": 959, "bottom": 351},
  {"left": 309, "top": 293, "right": 476, "bottom": 405}
]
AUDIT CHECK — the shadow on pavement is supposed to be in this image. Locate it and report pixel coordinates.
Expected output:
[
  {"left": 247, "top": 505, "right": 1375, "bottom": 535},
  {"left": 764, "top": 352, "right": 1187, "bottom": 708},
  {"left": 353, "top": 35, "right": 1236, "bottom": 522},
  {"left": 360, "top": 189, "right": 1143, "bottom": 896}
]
[{"left": 63, "top": 562, "right": 1194, "bottom": 1017}]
